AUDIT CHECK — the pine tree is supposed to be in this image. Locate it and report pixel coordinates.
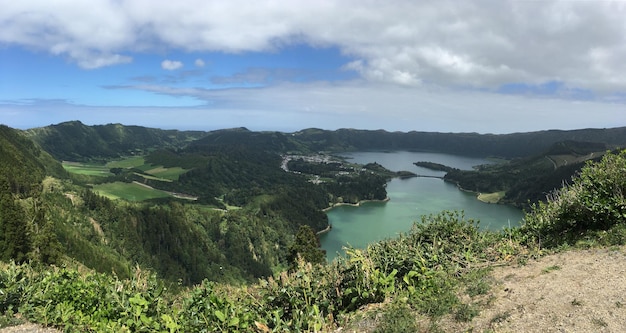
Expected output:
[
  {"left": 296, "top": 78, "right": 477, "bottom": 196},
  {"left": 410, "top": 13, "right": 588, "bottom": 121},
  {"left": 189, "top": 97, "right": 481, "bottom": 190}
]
[
  {"left": 0, "top": 192, "right": 30, "bottom": 263},
  {"left": 287, "top": 225, "right": 326, "bottom": 270},
  {"left": 29, "top": 198, "right": 62, "bottom": 265}
]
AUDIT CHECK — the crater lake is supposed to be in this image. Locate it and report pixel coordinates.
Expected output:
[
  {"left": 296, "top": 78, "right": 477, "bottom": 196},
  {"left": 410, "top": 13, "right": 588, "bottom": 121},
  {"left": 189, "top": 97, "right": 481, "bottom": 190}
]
[{"left": 319, "top": 151, "right": 524, "bottom": 261}]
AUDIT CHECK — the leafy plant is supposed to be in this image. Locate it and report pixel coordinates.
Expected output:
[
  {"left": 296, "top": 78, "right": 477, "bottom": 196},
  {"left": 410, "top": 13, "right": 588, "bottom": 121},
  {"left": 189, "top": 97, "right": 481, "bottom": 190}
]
[
  {"left": 521, "top": 150, "right": 626, "bottom": 248},
  {"left": 374, "top": 299, "right": 419, "bottom": 333}
]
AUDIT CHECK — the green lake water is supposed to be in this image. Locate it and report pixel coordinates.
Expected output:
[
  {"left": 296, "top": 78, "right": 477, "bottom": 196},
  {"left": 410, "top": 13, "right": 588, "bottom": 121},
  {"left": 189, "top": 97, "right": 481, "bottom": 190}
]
[{"left": 319, "top": 151, "right": 524, "bottom": 261}]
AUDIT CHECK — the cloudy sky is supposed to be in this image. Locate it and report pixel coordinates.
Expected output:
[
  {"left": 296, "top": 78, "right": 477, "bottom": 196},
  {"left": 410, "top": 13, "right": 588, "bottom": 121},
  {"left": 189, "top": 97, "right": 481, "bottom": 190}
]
[{"left": 1, "top": 0, "right": 625, "bottom": 133}]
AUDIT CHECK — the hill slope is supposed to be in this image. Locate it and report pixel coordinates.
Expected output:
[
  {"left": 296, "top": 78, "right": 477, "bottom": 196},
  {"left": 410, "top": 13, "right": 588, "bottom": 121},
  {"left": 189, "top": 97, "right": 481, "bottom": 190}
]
[
  {"left": 24, "top": 121, "right": 207, "bottom": 161},
  {"left": 443, "top": 140, "right": 611, "bottom": 207},
  {"left": 294, "top": 126, "right": 626, "bottom": 158},
  {"left": 0, "top": 125, "right": 65, "bottom": 194}
]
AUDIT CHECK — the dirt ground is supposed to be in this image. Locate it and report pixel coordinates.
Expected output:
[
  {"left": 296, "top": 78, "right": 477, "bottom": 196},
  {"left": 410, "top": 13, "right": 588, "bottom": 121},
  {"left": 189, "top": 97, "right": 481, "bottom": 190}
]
[{"left": 462, "top": 245, "right": 626, "bottom": 333}]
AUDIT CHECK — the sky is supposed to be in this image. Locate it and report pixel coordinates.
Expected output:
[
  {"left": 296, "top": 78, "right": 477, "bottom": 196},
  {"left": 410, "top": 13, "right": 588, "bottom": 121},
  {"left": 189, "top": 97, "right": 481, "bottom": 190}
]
[{"left": 1, "top": 0, "right": 625, "bottom": 134}]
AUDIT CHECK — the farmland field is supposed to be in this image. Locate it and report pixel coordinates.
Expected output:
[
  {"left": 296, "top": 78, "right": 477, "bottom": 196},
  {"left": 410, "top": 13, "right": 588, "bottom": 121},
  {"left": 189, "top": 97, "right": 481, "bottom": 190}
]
[
  {"left": 91, "top": 181, "right": 171, "bottom": 201},
  {"left": 62, "top": 162, "right": 112, "bottom": 176},
  {"left": 144, "top": 166, "right": 188, "bottom": 180},
  {"left": 105, "top": 156, "right": 145, "bottom": 168}
]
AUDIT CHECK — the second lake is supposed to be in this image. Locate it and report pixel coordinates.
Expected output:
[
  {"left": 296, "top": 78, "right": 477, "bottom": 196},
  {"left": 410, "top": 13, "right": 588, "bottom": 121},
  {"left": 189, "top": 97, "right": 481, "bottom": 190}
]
[{"left": 319, "top": 151, "right": 524, "bottom": 261}]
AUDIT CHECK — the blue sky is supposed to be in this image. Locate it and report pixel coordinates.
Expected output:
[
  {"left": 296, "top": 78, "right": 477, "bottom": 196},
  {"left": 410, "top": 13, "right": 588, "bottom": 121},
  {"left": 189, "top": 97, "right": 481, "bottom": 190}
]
[{"left": 1, "top": 1, "right": 625, "bottom": 133}]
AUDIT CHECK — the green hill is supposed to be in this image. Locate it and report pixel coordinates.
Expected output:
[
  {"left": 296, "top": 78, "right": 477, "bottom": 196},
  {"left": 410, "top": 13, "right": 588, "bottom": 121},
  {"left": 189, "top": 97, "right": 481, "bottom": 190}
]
[
  {"left": 0, "top": 125, "right": 65, "bottom": 194},
  {"left": 293, "top": 126, "right": 626, "bottom": 158},
  {"left": 444, "top": 140, "right": 611, "bottom": 207},
  {"left": 25, "top": 121, "right": 207, "bottom": 161}
]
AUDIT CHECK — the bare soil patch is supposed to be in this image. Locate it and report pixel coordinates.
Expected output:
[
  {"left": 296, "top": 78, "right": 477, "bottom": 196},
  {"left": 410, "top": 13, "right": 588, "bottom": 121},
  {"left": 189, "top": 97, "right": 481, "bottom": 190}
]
[{"left": 467, "top": 245, "right": 626, "bottom": 332}]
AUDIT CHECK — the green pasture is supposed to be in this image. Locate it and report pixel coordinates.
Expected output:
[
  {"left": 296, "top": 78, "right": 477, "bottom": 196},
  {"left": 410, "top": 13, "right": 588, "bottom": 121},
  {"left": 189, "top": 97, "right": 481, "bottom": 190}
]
[
  {"left": 64, "top": 156, "right": 188, "bottom": 183},
  {"left": 105, "top": 156, "right": 145, "bottom": 168},
  {"left": 91, "top": 182, "right": 171, "bottom": 201},
  {"left": 477, "top": 191, "right": 505, "bottom": 204},
  {"left": 133, "top": 172, "right": 173, "bottom": 182},
  {"left": 548, "top": 152, "right": 605, "bottom": 168},
  {"left": 144, "top": 166, "right": 188, "bottom": 180},
  {"left": 63, "top": 162, "right": 112, "bottom": 177}
]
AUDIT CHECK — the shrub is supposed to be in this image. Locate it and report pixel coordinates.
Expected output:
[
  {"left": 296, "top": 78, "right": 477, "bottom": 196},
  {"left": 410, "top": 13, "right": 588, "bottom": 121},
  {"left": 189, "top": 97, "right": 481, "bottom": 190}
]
[
  {"left": 521, "top": 150, "right": 626, "bottom": 248},
  {"left": 374, "top": 299, "right": 419, "bottom": 333}
]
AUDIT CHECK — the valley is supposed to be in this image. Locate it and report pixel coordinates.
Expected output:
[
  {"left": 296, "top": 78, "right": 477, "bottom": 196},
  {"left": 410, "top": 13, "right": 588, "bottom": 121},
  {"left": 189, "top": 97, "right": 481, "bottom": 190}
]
[{"left": 1, "top": 121, "right": 626, "bottom": 332}]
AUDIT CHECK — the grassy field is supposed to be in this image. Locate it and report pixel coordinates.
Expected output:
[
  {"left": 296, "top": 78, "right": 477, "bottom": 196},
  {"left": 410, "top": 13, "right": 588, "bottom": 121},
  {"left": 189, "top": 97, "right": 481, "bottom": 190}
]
[
  {"left": 477, "top": 191, "right": 506, "bottom": 203},
  {"left": 105, "top": 156, "right": 145, "bottom": 169},
  {"left": 133, "top": 172, "right": 173, "bottom": 182},
  {"left": 70, "top": 156, "right": 188, "bottom": 181},
  {"left": 144, "top": 166, "right": 188, "bottom": 180},
  {"left": 66, "top": 156, "right": 189, "bottom": 200},
  {"left": 548, "top": 152, "right": 605, "bottom": 168},
  {"left": 91, "top": 182, "right": 171, "bottom": 201},
  {"left": 63, "top": 162, "right": 112, "bottom": 177}
]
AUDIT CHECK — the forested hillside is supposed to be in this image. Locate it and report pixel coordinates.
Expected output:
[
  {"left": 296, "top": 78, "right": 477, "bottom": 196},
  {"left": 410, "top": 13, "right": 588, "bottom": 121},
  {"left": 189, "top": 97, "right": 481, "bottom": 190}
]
[
  {"left": 444, "top": 140, "right": 611, "bottom": 207},
  {"left": 0, "top": 124, "right": 401, "bottom": 285},
  {"left": 0, "top": 125, "right": 65, "bottom": 264},
  {"left": 25, "top": 120, "right": 207, "bottom": 161},
  {"left": 293, "top": 126, "right": 626, "bottom": 158}
]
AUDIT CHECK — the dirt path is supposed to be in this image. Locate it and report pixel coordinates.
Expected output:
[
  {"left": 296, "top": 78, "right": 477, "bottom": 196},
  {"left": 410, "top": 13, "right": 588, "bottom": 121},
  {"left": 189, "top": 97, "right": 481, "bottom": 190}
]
[
  {"left": 466, "top": 246, "right": 626, "bottom": 332},
  {"left": 0, "top": 324, "right": 59, "bottom": 333}
]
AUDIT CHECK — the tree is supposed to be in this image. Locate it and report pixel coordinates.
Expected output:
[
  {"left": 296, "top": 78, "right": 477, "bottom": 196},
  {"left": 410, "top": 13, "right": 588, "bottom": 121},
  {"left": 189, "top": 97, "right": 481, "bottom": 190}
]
[
  {"left": 0, "top": 192, "right": 30, "bottom": 263},
  {"left": 29, "top": 198, "right": 62, "bottom": 265},
  {"left": 287, "top": 225, "right": 326, "bottom": 270}
]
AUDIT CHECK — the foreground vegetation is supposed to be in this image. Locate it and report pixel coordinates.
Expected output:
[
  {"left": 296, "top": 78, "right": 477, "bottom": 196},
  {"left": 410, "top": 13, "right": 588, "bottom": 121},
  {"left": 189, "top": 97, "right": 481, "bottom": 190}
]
[{"left": 2, "top": 149, "right": 625, "bottom": 332}]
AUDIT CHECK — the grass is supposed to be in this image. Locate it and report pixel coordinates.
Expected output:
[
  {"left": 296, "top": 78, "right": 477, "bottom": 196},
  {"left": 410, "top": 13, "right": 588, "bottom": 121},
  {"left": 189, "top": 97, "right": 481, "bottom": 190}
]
[
  {"left": 63, "top": 162, "right": 112, "bottom": 177},
  {"left": 571, "top": 298, "right": 583, "bottom": 306},
  {"left": 91, "top": 182, "right": 171, "bottom": 201},
  {"left": 105, "top": 156, "right": 187, "bottom": 181},
  {"left": 592, "top": 317, "right": 608, "bottom": 328},
  {"left": 133, "top": 172, "right": 173, "bottom": 182},
  {"left": 541, "top": 265, "right": 561, "bottom": 274},
  {"left": 477, "top": 191, "right": 506, "bottom": 204},
  {"left": 68, "top": 156, "right": 188, "bottom": 182},
  {"left": 144, "top": 166, "right": 188, "bottom": 180},
  {"left": 548, "top": 152, "right": 605, "bottom": 168},
  {"left": 105, "top": 156, "right": 145, "bottom": 168},
  {"left": 490, "top": 311, "right": 511, "bottom": 324}
]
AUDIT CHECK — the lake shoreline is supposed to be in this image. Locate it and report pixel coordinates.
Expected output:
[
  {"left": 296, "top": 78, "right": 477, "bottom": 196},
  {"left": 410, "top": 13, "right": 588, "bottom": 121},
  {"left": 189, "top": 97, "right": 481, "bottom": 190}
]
[
  {"left": 318, "top": 197, "right": 390, "bottom": 236},
  {"left": 322, "top": 196, "right": 391, "bottom": 212},
  {"left": 321, "top": 151, "right": 524, "bottom": 261},
  {"left": 443, "top": 178, "right": 497, "bottom": 204},
  {"left": 316, "top": 224, "right": 332, "bottom": 235}
]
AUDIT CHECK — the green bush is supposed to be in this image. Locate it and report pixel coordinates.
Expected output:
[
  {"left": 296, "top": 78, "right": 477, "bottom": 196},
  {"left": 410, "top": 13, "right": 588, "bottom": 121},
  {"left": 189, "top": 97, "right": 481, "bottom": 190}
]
[
  {"left": 521, "top": 150, "right": 626, "bottom": 248},
  {"left": 374, "top": 299, "right": 419, "bottom": 333},
  {"left": 180, "top": 280, "right": 256, "bottom": 332}
]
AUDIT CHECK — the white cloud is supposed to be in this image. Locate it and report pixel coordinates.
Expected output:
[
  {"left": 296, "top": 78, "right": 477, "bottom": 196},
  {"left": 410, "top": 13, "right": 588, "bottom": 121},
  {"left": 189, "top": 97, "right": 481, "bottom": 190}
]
[
  {"left": 102, "top": 81, "right": 623, "bottom": 133},
  {"left": 161, "top": 60, "right": 183, "bottom": 70},
  {"left": 1, "top": 0, "right": 626, "bottom": 93},
  {"left": 194, "top": 59, "right": 205, "bottom": 67}
]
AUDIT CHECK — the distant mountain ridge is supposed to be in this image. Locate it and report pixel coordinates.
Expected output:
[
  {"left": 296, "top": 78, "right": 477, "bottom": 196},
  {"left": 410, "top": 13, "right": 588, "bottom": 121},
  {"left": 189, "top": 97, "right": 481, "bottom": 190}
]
[
  {"left": 25, "top": 120, "right": 208, "bottom": 161},
  {"left": 26, "top": 121, "right": 626, "bottom": 161},
  {"left": 292, "top": 127, "right": 626, "bottom": 158}
]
